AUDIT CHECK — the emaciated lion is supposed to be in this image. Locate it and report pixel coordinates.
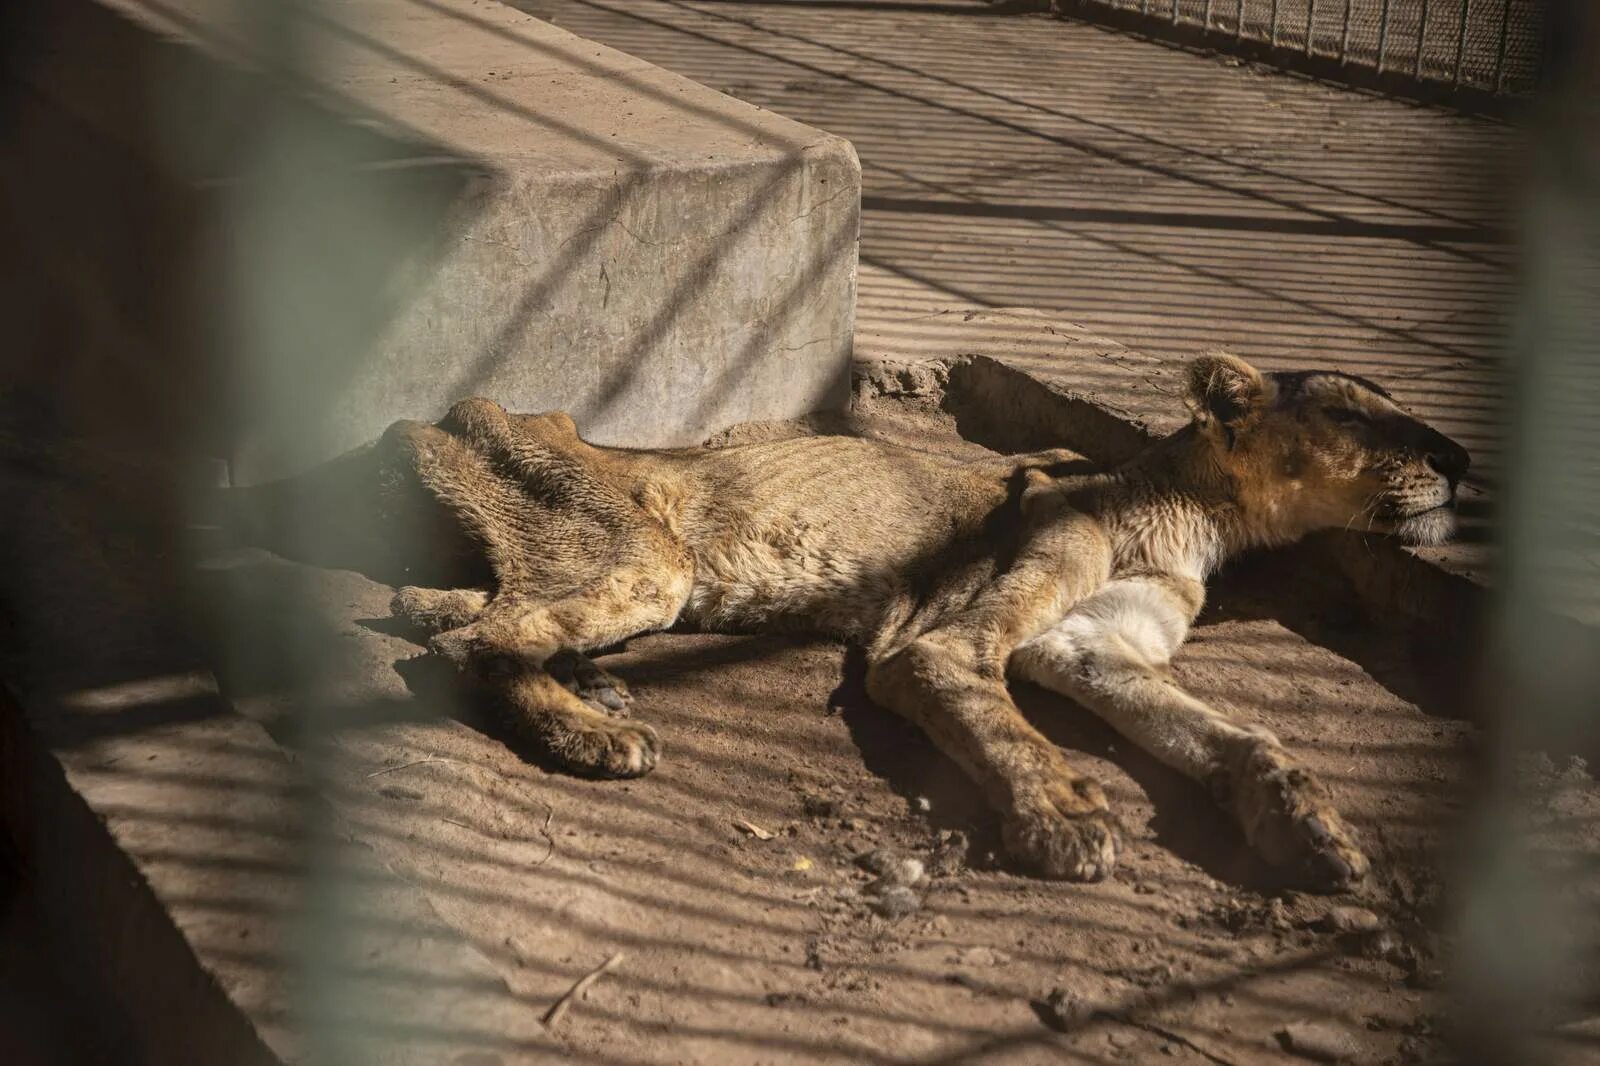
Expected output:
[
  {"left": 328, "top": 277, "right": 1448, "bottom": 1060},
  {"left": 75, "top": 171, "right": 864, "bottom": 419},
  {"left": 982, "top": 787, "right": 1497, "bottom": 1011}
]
[{"left": 375, "top": 353, "right": 1468, "bottom": 891}]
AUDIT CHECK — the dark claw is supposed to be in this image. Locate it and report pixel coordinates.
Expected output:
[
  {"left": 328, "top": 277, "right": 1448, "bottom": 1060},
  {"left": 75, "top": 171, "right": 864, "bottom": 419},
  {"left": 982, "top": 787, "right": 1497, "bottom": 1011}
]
[{"left": 1306, "top": 848, "right": 1356, "bottom": 891}]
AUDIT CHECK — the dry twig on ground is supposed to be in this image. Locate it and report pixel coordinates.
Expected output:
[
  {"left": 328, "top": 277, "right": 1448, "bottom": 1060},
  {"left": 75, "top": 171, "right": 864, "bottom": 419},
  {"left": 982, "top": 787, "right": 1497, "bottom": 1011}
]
[{"left": 542, "top": 952, "right": 626, "bottom": 1028}]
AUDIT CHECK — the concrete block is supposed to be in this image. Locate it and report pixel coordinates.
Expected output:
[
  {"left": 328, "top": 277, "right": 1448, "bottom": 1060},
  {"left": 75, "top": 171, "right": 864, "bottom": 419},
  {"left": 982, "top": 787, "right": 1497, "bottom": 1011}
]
[{"left": 1, "top": 0, "right": 858, "bottom": 484}]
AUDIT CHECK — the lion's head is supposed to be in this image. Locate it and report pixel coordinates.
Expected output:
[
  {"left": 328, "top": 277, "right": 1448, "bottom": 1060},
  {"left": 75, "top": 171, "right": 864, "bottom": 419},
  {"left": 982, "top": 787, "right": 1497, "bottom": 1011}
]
[{"left": 1184, "top": 352, "right": 1470, "bottom": 546}]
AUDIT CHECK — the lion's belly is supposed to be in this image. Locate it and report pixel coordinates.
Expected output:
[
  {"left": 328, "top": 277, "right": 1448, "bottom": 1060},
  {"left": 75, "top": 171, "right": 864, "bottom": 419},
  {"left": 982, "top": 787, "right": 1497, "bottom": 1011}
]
[
  {"left": 682, "top": 520, "right": 908, "bottom": 636},
  {"left": 673, "top": 436, "right": 1002, "bottom": 637}
]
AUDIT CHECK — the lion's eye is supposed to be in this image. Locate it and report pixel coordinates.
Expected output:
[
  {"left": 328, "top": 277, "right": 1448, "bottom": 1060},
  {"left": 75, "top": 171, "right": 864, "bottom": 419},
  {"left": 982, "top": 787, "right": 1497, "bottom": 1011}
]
[{"left": 1324, "top": 407, "right": 1363, "bottom": 424}]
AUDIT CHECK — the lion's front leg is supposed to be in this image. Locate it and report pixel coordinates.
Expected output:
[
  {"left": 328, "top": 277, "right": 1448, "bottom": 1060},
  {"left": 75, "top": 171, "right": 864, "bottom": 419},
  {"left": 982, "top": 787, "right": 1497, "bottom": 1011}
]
[
  {"left": 1213, "top": 732, "right": 1370, "bottom": 890},
  {"left": 866, "top": 629, "right": 1121, "bottom": 882},
  {"left": 1011, "top": 577, "right": 1369, "bottom": 891}
]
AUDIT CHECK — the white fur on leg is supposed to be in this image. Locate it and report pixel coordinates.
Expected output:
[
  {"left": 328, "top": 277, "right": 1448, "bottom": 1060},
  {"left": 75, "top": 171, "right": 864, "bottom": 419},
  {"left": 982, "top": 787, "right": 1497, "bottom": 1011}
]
[{"left": 1010, "top": 578, "right": 1270, "bottom": 783}]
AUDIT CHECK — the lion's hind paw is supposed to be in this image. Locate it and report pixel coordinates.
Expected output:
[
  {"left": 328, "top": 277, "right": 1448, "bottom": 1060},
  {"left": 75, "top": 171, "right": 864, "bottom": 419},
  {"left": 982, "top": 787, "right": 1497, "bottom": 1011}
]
[
  {"left": 546, "top": 716, "right": 659, "bottom": 779},
  {"left": 546, "top": 650, "right": 633, "bottom": 717}
]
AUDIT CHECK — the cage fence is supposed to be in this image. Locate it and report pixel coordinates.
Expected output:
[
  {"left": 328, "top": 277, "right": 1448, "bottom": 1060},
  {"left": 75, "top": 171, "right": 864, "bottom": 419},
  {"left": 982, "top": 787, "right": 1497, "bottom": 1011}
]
[{"left": 1053, "top": 0, "right": 1547, "bottom": 94}]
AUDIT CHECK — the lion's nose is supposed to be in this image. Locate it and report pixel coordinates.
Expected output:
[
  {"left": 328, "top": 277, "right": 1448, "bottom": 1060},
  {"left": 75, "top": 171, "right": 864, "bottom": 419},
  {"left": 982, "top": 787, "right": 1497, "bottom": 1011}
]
[{"left": 1424, "top": 434, "right": 1470, "bottom": 489}]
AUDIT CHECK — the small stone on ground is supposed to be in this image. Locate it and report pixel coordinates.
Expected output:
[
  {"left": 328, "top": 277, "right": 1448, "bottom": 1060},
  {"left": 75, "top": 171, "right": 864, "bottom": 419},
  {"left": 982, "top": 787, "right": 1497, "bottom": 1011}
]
[
  {"left": 1277, "top": 1020, "right": 1361, "bottom": 1061},
  {"left": 868, "top": 886, "right": 920, "bottom": 918}
]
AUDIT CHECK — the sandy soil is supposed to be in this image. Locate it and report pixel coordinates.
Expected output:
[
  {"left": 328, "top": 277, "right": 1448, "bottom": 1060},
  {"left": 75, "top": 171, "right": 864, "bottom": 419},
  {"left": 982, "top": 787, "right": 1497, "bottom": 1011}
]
[{"left": 206, "top": 392, "right": 1600, "bottom": 1065}]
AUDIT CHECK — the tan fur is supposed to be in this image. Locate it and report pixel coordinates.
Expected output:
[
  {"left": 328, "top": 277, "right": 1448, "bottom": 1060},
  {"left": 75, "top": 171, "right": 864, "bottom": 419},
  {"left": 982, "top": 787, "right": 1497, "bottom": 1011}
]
[{"left": 378, "top": 354, "right": 1468, "bottom": 890}]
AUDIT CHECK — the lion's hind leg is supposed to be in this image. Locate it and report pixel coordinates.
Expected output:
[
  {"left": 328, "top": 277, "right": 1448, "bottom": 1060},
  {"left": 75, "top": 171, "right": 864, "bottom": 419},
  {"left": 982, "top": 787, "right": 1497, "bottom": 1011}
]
[
  {"left": 392, "top": 586, "right": 490, "bottom": 633},
  {"left": 390, "top": 586, "right": 632, "bottom": 715},
  {"left": 445, "top": 602, "right": 672, "bottom": 777},
  {"left": 545, "top": 649, "right": 632, "bottom": 716},
  {"left": 500, "top": 666, "right": 659, "bottom": 778},
  {"left": 426, "top": 563, "right": 691, "bottom": 777},
  {"left": 381, "top": 399, "right": 692, "bottom": 774},
  {"left": 426, "top": 558, "right": 692, "bottom": 671}
]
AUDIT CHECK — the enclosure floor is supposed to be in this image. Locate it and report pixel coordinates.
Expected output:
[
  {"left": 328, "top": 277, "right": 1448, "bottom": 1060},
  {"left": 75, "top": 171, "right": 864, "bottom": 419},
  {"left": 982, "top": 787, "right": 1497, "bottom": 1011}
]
[
  {"left": 200, "top": 386, "right": 1600, "bottom": 1065},
  {"left": 511, "top": 0, "right": 1516, "bottom": 483}
]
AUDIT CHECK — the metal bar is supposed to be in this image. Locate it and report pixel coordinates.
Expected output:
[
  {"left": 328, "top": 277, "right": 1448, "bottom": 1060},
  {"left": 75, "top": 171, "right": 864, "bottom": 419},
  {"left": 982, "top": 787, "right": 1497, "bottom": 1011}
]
[
  {"left": 1203, "top": 0, "right": 1214, "bottom": 30},
  {"left": 1171, "top": 0, "right": 1180, "bottom": 26},
  {"left": 1235, "top": 0, "right": 1245, "bottom": 38},
  {"left": 1494, "top": 0, "right": 1513, "bottom": 91},
  {"left": 1453, "top": 0, "right": 1470, "bottom": 85},
  {"left": 1307, "top": 0, "right": 1319, "bottom": 55},
  {"left": 1414, "top": 0, "right": 1431, "bottom": 77},
  {"left": 1340, "top": 0, "right": 1354, "bottom": 62},
  {"left": 1270, "top": 0, "right": 1280, "bottom": 45},
  {"left": 1141, "top": 0, "right": 1150, "bottom": 15},
  {"left": 1377, "top": 0, "right": 1392, "bottom": 72}
]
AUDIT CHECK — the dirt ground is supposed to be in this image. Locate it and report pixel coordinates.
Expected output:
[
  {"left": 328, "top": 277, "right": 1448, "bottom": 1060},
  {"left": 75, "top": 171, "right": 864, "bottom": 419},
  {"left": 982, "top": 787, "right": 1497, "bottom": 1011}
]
[{"left": 202, "top": 386, "right": 1600, "bottom": 1065}]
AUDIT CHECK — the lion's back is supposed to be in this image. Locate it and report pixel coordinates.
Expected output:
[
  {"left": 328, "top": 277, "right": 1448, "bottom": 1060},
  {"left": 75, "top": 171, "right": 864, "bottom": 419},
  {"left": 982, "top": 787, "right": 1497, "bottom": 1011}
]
[{"left": 672, "top": 435, "right": 1014, "bottom": 634}]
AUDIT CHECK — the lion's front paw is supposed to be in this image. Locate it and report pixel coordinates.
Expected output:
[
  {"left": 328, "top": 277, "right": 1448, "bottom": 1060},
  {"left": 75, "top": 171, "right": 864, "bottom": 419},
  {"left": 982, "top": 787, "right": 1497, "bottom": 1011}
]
[
  {"left": 546, "top": 650, "right": 632, "bottom": 716},
  {"left": 1002, "top": 776, "right": 1121, "bottom": 882},
  {"left": 547, "top": 717, "right": 659, "bottom": 779},
  {"left": 1219, "top": 737, "right": 1369, "bottom": 892}
]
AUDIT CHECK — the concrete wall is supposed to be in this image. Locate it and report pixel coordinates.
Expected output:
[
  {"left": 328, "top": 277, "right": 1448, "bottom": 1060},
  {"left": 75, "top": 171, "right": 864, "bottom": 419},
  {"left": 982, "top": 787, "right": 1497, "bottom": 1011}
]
[{"left": 0, "top": 0, "right": 859, "bottom": 484}]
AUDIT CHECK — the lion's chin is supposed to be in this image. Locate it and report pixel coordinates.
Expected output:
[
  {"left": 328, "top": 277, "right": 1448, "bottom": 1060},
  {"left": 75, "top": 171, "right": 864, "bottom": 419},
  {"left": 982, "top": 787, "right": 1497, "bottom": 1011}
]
[{"left": 1393, "top": 503, "right": 1457, "bottom": 546}]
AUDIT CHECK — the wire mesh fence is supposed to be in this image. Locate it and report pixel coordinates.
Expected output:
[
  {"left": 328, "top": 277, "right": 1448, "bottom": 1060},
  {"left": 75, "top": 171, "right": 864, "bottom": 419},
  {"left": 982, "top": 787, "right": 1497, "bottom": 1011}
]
[{"left": 1056, "top": 0, "right": 1547, "bottom": 94}]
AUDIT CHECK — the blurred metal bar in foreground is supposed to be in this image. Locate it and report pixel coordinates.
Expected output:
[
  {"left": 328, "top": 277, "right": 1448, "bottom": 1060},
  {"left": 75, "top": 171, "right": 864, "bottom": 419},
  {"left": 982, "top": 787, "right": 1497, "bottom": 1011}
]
[{"left": 1454, "top": 1, "right": 1600, "bottom": 1061}]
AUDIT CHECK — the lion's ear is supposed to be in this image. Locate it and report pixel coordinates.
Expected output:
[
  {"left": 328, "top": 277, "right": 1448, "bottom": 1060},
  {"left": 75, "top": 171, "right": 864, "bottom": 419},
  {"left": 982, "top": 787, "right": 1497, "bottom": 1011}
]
[{"left": 1184, "top": 351, "right": 1267, "bottom": 440}]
